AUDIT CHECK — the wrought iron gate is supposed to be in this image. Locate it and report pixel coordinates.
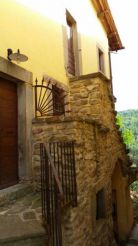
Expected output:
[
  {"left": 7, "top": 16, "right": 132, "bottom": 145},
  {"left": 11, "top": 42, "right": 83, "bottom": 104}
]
[{"left": 40, "top": 141, "right": 77, "bottom": 246}]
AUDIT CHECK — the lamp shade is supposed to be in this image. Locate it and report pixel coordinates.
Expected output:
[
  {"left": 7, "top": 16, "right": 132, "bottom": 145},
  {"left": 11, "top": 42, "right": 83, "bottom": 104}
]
[{"left": 8, "top": 49, "right": 28, "bottom": 62}]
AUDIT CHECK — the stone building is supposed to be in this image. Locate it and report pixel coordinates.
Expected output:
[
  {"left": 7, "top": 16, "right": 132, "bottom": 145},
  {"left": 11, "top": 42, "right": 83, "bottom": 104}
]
[{"left": 0, "top": 0, "right": 134, "bottom": 245}]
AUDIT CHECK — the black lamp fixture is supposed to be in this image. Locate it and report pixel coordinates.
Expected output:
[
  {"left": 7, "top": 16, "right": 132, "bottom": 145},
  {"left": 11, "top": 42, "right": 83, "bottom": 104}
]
[{"left": 7, "top": 48, "right": 28, "bottom": 62}]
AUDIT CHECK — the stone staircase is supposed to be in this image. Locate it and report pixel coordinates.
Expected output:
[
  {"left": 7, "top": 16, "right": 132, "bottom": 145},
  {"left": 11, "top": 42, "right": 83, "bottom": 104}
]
[{"left": 0, "top": 184, "right": 48, "bottom": 246}]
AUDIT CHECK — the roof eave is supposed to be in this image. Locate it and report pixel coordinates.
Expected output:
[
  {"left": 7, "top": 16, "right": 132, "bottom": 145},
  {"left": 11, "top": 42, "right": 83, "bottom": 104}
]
[{"left": 91, "top": 0, "right": 124, "bottom": 51}]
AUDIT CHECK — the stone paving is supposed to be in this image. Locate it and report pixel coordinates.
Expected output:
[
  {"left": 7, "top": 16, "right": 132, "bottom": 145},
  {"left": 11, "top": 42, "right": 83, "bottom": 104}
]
[
  {"left": 127, "top": 224, "right": 138, "bottom": 246},
  {"left": 0, "top": 187, "right": 47, "bottom": 245},
  {"left": 0, "top": 191, "right": 42, "bottom": 221},
  {"left": 126, "top": 192, "right": 138, "bottom": 246}
]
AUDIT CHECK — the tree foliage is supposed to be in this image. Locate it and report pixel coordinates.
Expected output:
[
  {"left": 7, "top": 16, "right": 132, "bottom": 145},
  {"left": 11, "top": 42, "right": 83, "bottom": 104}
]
[
  {"left": 116, "top": 115, "right": 134, "bottom": 146},
  {"left": 122, "top": 128, "right": 134, "bottom": 145},
  {"left": 130, "top": 181, "right": 138, "bottom": 191},
  {"left": 117, "top": 109, "right": 138, "bottom": 166}
]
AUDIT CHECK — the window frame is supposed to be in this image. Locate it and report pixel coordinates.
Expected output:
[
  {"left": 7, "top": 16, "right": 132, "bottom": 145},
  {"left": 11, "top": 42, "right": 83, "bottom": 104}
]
[
  {"left": 97, "top": 46, "right": 105, "bottom": 74},
  {"left": 65, "top": 10, "right": 80, "bottom": 77}
]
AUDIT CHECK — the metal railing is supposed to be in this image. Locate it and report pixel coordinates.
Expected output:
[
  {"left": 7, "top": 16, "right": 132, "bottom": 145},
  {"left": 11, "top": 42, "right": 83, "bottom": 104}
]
[
  {"left": 40, "top": 141, "right": 77, "bottom": 246},
  {"left": 34, "top": 78, "right": 68, "bottom": 118}
]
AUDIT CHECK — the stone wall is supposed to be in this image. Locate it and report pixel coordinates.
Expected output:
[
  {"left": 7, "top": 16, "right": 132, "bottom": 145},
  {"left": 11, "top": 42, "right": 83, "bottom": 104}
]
[
  {"left": 32, "top": 72, "right": 133, "bottom": 245},
  {"left": 69, "top": 73, "right": 130, "bottom": 176},
  {"left": 32, "top": 117, "right": 113, "bottom": 245},
  {"left": 69, "top": 73, "right": 114, "bottom": 125}
]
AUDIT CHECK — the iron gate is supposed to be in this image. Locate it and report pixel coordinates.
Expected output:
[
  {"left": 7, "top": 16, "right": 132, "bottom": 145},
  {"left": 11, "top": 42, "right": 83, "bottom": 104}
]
[{"left": 40, "top": 141, "right": 77, "bottom": 246}]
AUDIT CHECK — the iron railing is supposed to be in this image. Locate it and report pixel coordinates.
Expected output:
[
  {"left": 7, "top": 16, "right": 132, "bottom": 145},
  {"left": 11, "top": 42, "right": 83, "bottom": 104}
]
[
  {"left": 34, "top": 78, "right": 68, "bottom": 118},
  {"left": 40, "top": 141, "right": 77, "bottom": 246}
]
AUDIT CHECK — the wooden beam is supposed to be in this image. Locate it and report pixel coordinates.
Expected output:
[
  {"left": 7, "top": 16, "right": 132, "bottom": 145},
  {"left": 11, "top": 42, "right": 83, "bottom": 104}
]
[
  {"left": 107, "top": 32, "right": 117, "bottom": 38},
  {"left": 97, "top": 9, "right": 109, "bottom": 18},
  {"left": 91, "top": 0, "right": 123, "bottom": 51}
]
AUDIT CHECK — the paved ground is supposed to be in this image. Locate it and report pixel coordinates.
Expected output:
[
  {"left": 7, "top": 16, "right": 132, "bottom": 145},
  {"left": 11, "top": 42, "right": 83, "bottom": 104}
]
[
  {"left": 131, "top": 192, "right": 138, "bottom": 224},
  {"left": 0, "top": 190, "right": 46, "bottom": 244},
  {"left": 0, "top": 191, "right": 42, "bottom": 221},
  {"left": 127, "top": 224, "right": 138, "bottom": 246},
  {"left": 127, "top": 192, "right": 138, "bottom": 246}
]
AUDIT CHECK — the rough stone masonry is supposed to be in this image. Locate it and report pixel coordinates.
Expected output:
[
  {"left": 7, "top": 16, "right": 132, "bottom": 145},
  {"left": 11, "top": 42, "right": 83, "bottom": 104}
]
[{"left": 32, "top": 73, "right": 131, "bottom": 246}]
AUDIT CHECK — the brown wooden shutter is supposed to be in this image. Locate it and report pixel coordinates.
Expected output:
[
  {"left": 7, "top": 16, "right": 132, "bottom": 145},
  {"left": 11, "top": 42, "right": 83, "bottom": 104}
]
[
  {"left": 67, "top": 29, "right": 75, "bottom": 75},
  {"left": 66, "top": 17, "right": 75, "bottom": 76}
]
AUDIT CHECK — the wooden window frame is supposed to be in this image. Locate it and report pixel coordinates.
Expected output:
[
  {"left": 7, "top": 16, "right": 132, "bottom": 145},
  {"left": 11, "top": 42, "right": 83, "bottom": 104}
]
[
  {"left": 97, "top": 47, "right": 105, "bottom": 74},
  {"left": 65, "top": 10, "right": 80, "bottom": 77}
]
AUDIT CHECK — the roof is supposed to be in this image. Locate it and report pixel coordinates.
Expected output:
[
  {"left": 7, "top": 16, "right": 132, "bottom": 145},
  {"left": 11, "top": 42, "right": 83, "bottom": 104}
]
[{"left": 91, "top": 0, "right": 124, "bottom": 51}]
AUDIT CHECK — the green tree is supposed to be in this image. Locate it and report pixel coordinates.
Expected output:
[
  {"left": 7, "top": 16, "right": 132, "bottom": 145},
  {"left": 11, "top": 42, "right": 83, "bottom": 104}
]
[
  {"left": 116, "top": 115, "right": 123, "bottom": 128},
  {"left": 118, "top": 110, "right": 138, "bottom": 167},
  {"left": 123, "top": 129, "right": 134, "bottom": 145},
  {"left": 116, "top": 115, "right": 134, "bottom": 146}
]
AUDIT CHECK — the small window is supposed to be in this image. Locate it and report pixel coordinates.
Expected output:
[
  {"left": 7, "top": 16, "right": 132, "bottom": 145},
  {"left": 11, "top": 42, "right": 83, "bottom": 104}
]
[
  {"left": 98, "top": 48, "right": 104, "bottom": 73},
  {"left": 112, "top": 189, "right": 117, "bottom": 219},
  {"left": 52, "top": 85, "right": 65, "bottom": 115},
  {"left": 66, "top": 10, "right": 76, "bottom": 76},
  {"left": 96, "top": 189, "right": 106, "bottom": 220}
]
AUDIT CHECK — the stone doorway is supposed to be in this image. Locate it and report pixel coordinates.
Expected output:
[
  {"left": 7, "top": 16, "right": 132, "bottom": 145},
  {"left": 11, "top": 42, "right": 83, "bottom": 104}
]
[
  {"left": 112, "top": 162, "right": 123, "bottom": 243},
  {"left": 0, "top": 77, "right": 18, "bottom": 189},
  {"left": 112, "top": 160, "right": 133, "bottom": 243},
  {"left": 112, "top": 189, "right": 118, "bottom": 242},
  {"left": 0, "top": 56, "right": 33, "bottom": 187}
]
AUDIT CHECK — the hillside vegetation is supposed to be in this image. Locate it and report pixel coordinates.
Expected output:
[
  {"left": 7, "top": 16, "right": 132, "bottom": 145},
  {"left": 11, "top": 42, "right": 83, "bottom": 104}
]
[{"left": 118, "top": 109, "right": 138, "bottom": 166}]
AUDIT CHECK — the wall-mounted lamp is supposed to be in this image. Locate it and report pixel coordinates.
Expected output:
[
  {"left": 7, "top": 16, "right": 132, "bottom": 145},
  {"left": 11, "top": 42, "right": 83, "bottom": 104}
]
[{"left": 7, "top": 49, "right": 28, "bottom": 62}]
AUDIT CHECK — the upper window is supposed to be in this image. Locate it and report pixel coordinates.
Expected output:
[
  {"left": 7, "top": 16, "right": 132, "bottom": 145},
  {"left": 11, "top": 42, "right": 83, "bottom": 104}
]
[
  {"left": 96, "top": 189, "right": 106, "bottom": 220},
  {"left": 98, "top": 48, "right": 105, "bottom": 74},
  {"left": 66, "top": 10, "right": 80, "bottom": 77},
  {"left": 66, "top": 11, "right": 76, "bottom": 76}
]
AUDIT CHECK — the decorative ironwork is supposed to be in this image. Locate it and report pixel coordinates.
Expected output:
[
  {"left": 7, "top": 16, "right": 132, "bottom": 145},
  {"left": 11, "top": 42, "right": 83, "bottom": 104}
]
[
  {"left": 34, "top": 78, "right": 69, "bottom": 118},
  {"left": 40, "top": 141, "right": 77, "bottom": 246}
]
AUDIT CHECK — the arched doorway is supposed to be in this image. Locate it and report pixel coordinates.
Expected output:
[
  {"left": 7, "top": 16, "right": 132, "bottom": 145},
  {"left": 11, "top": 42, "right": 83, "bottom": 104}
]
[{"left": 111, "top": 160, "right": 133, "bottom": 243}]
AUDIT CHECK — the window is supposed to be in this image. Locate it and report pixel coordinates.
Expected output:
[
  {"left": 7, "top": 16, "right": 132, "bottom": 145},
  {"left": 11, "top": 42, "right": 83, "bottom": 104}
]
[
  {"left": 66, "top": 11, "right": 75, "bottom": 76},
  {"left": 66, "top": 10, "right": 79, "bottom": 76},
  {"left": 96, "top": 189, "right": 106, "bottom": 220},
  {"left": 98, "top": 48, "right": 104, "bottom": 73},
  {"left": 52, "top": 85, "right": 65, "bottom": 115}
]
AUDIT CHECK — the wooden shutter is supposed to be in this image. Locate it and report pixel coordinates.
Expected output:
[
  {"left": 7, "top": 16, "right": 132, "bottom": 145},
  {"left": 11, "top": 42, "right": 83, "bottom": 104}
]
[
  {"left": 66, "top": 12, "right": 76, "bottom": 76},
  {"left": 67, "top": 22, "right": 75, "bottom": 75}
]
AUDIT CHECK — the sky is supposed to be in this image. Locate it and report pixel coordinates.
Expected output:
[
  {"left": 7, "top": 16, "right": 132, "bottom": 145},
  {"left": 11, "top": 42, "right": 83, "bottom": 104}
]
[{"left": 108, "top": 0, "right": 138, "bottom": 111}]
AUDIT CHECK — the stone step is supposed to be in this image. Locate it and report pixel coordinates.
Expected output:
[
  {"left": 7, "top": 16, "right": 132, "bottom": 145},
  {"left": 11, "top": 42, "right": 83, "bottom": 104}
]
[
  {"left": 0, "top": 214, "right": 47, "bottom": 246},
  {"left": 0, "top": 183, "right": 33, "bottom": 207},
  {"left": 0, "top": 186, "right": 49, "bottom": 246},
  {"left": 0, "top": 236, "right": 47, "bottom": 246}
]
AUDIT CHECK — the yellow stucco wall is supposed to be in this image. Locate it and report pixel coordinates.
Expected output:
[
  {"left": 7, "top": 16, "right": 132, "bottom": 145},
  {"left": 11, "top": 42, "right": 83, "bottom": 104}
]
[{"left": 0, "top": 0, "right": 110, "bottom": 84}]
